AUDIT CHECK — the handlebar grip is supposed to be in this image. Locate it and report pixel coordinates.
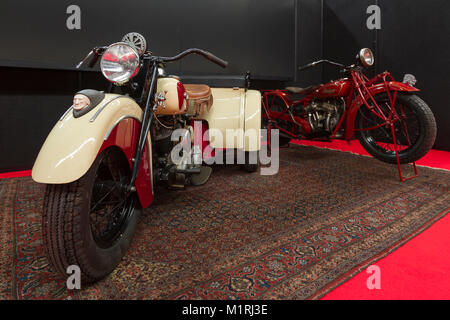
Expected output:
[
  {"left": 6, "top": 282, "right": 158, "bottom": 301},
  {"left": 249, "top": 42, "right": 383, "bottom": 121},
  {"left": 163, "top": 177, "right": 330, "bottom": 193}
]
[
  {"left": 299, "top": 62, "right": 317, "bottom": 71},
  {"left": 202, "top": 50, "right": 228, "bottom": 68}
]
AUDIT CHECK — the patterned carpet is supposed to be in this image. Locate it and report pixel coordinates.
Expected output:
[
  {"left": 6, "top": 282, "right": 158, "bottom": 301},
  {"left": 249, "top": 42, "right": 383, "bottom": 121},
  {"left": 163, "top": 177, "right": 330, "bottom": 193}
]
[{"left": 0, "top": 144, "right": 448, "bottom": 300}]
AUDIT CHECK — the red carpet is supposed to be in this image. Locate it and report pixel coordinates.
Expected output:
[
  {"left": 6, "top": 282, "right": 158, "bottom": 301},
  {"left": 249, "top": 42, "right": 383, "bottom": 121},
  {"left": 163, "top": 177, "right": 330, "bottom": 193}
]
[
  {"left": 0, "top": 170, "right": 32, "bottom": 179},
  {"left": 293, "top": 139, "right": 450, "bottom": 300},
  {"left": 321, "top": 213, "right": 450, "bottom": 300}
]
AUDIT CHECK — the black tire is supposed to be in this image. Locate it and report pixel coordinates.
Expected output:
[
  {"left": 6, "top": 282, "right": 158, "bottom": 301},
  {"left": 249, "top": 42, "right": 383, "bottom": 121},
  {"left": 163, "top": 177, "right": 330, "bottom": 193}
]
[
  {"left": 356, "top": 93, "right": 436, "bottom": 164},
  {"left": 42, "top": 146, "right": 142, "bottom": 284},
  {"left": 241, "top": 151, "right": 259, "bottom": 173}
]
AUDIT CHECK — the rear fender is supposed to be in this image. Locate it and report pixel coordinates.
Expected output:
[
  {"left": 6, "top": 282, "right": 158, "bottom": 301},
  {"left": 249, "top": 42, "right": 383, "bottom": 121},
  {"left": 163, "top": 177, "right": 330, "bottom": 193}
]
[
  {"left": 344, "top": 81, "right": 420, "bottom": 140},
  {"left": 32, "top": 93, "right": 154, "bottom": 208}
]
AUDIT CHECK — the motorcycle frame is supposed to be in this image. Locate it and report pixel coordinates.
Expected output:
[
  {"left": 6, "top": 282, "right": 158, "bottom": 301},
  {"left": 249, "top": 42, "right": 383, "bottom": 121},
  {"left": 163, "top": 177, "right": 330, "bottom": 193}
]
[{"left": 262, "top": 69, "right": 420, "bottom": 181}]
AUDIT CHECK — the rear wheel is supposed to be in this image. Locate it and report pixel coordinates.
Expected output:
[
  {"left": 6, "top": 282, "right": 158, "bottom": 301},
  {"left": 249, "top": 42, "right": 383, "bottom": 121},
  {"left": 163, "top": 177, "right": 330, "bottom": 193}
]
[
  {"left": 356, "top": 93, "right": 436, "bottom": 164},
  {"left": 42, "top": 147, "right": 141, "bottom": 284}
]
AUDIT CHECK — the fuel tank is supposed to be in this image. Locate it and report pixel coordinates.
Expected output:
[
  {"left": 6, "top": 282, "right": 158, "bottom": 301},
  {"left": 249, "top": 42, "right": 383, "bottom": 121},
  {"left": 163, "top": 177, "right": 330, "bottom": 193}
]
[
  {"left": 314, "top": 78, "right": 352, "bottom": 98},
  {"left": 154, "top": 77, "right": 187, "bottom": 115}
]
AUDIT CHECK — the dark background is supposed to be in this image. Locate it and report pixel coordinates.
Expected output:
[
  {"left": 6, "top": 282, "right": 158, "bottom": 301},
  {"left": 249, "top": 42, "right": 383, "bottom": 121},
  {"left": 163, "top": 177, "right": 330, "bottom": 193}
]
[{"left": 0, "top": 0, "right": 448, "bottom": 172}]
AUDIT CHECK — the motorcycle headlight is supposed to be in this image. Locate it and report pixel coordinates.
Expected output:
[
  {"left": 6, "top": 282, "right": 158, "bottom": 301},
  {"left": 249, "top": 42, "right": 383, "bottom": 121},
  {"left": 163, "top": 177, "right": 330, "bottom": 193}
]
[
  {"left": 100, "top": 42, "right": 140, "bottom": 85},
  {"left": 358, "top": 48, "right": 374, "bottom": 68}
]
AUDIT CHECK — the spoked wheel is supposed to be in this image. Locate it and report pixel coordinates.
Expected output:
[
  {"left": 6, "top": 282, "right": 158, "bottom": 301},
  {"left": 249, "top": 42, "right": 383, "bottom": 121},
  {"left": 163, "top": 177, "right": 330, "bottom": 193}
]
[
  {"left": 42, "top": 147, "right": 141, "bottom": 284},
  {"left": 356, "top": 93, "right": 436, "bottom": 164}
]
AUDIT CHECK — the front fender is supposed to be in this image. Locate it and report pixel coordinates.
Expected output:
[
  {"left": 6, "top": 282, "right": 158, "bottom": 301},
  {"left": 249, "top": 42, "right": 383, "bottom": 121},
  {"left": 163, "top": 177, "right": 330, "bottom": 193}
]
[
  {"left": 367, "top": 81, "right": 420, "bottom": 96},
  {"left": 32, "top": 93, "right": 154, "bottom": 208},
  {"left": 344, "top": 81, "right": 420, "bottom": 140},
  {"left": 32, "top": 93, "right": 142, "bottom": 183}
]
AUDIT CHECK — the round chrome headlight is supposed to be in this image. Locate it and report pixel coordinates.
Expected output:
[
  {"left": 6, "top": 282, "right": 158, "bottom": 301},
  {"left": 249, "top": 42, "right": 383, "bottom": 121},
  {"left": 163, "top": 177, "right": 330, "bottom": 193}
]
[
  {"left": 358, "top": 48, "right": 374, "bottom": 68},
  {"left": 100, "top": 42, "right": 140, "bottom": 85}
]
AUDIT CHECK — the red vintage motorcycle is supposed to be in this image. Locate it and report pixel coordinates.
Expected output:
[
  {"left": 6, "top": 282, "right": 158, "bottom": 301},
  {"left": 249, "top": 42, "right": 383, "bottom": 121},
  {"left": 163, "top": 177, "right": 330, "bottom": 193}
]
[{"left": 262, "top": 48, "right": 436, "bottom": 178}]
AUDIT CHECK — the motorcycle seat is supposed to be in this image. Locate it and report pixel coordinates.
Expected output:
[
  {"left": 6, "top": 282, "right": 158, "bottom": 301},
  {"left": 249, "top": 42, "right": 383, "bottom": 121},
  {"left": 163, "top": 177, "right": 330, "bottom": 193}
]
[
  {"left": 184, "top": 84, "right": 213, "bottom": 113},
  {"left": 285, "top": 86, "right": 317, "bottom": 95}
]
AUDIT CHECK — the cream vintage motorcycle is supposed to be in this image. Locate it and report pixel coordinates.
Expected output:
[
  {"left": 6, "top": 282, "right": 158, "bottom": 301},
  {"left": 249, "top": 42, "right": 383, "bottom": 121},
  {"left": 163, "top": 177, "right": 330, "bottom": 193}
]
[{"left": 32, "top": 32, "right": 261, "bottom": 283}]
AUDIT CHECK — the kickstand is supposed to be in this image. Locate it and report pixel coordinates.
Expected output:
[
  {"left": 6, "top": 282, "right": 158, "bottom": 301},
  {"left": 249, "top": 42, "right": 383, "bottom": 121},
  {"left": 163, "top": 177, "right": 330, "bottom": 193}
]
[{"left": 396, "top": 158, "right": 419, "bottom": 182}]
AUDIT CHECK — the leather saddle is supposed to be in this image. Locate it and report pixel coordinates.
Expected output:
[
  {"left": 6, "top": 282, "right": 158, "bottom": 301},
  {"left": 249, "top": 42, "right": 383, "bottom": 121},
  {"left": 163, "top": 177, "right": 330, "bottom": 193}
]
[
  {"left": 285, "top": 85, "right": 317, "bottom": 95},
  {"left": 184, "top": 84, "right": 213, "bottom": 114}
]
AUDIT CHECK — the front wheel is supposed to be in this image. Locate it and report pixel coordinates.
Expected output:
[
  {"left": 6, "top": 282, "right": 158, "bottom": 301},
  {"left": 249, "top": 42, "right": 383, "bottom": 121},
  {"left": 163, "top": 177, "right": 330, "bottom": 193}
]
[
  {"left": 42, "top": 146, "right": 142, "bottom": 284},
  {"left": 356, "top": 93, "right": 436, "bottom": 164}
]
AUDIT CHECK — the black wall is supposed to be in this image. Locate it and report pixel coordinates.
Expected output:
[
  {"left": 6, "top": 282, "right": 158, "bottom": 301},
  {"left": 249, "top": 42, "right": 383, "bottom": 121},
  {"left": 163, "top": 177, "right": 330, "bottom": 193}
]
[
  {"left": 0, "top": 0, "right": 449, "bottom": 172},
  {"left": 295, "top": 0, "right": 323, "bottom": 85},
  {"left": 1, "top": 0, "right": 295, "bottom": 78},
  {"left": 322, "top": 0, "right": 450, "bottom": 151}
]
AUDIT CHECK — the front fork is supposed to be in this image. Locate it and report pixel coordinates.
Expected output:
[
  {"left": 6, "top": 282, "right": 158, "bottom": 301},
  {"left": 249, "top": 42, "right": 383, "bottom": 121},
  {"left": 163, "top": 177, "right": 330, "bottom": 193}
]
[
  {"left": 128, "top": 61, "right": 159, "bottom": 191},
  {"left": 352, "top": 71, "right": 418, "bottom": 181},
  {"left": 352, "top": 71, "right": 400, "bottom": 125}
]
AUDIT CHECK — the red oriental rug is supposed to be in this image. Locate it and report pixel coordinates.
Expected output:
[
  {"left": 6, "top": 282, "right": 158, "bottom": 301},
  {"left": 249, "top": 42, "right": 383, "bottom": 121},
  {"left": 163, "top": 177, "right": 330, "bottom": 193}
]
[{"left": 0, "top": 145, "right": 448, "bottom": 299}]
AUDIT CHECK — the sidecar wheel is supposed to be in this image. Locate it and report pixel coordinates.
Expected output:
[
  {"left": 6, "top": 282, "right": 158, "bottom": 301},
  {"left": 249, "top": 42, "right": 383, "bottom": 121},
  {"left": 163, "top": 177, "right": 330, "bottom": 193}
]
[
  {"left": 241, "top": 151, "right": 259, "bottom": 173},
  {"left": 356, "top": 93, "right": 436, "bottom": 164},
  {"left": 42, "top": 146, "right": 141, "bottom": 284}
]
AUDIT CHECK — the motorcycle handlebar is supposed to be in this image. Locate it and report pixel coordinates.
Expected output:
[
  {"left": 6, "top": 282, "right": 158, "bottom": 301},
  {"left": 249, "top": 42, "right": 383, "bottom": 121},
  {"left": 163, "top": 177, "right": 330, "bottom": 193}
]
[
  {"left": 299, "top": 59, "right": 347, "bottom": 71},
  {"left": 76, "top": 46, "right": 107, "bottom": 69},
  {"left": 88, "top": 54, "right": 100, "bottom": 68},
  {"left": 155, "top": 48, "right": 228, "bottom": 68},
  {"left": 77, "top": 46, "right": 228, "bottom": 69}
]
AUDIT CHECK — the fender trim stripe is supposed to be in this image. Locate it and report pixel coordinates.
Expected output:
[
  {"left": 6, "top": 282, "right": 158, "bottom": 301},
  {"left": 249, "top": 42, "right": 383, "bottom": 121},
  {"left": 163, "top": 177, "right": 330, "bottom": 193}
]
[{"left": 103, "top": 115, "right": 142, "bottom": 140}]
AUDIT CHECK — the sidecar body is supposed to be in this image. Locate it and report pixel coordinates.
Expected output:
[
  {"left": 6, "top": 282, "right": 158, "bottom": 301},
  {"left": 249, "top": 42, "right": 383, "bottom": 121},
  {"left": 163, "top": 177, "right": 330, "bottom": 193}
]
[{"left": 155, "top": 76, "right": 262, "bottom": 152}]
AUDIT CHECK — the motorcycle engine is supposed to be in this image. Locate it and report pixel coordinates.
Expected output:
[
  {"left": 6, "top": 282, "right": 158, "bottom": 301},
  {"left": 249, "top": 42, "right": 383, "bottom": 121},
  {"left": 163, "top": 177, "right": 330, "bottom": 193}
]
[
  {"left": 153, "top": 115, "right": 204, "bottom": 188},
  {"left": 305, "top": 98, "right": 345, "bottom": 136}
]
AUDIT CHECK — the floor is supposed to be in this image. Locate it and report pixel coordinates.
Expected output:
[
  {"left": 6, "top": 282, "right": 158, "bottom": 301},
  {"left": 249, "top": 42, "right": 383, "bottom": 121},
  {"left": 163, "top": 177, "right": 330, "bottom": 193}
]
[{"left": 1, "top": 140, "right": 449, "bottom": 300}]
